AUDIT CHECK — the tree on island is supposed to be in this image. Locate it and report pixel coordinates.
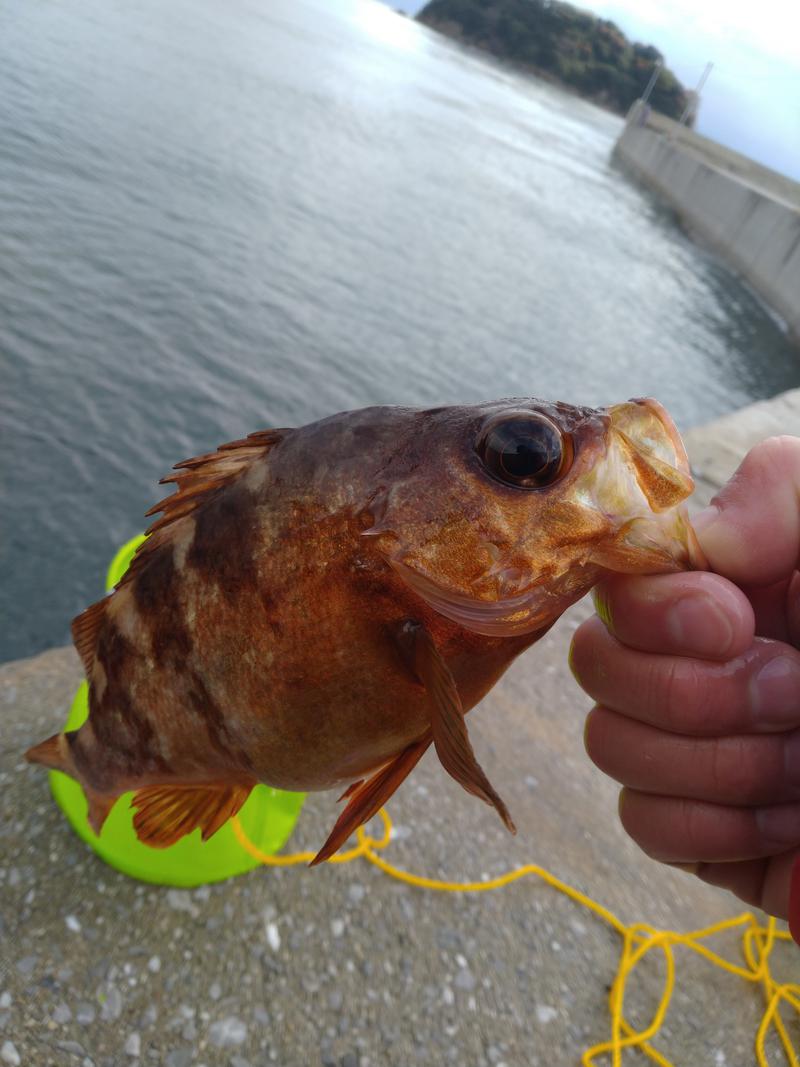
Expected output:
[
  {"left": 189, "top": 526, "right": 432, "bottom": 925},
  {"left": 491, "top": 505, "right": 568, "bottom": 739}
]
[{"left": 416, "top": 0, "right": 690, "bottom": 121}]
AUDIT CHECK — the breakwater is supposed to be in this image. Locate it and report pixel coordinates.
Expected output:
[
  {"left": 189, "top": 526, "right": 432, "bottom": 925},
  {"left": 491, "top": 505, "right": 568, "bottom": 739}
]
[{"left": 613, "top": 102, "right": 800, "bottom": 343}]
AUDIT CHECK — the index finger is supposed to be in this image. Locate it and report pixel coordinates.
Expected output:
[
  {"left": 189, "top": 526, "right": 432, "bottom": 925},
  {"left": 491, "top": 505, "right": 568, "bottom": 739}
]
[{"left": 695, "top": 436, "right": 800, "bottom": 587}]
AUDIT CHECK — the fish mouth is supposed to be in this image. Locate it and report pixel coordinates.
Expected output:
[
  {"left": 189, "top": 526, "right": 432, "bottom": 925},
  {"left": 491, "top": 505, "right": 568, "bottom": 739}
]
[{"left": 586, "top": 398, "right": 706, "bottom": 573}]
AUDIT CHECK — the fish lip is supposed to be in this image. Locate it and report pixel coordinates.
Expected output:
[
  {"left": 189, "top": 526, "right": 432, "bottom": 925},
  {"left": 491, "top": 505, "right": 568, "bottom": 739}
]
[
  {"left": 628, "top": 395, "right": 693, "bottom": 483},
  {"left": 586, "top": 398, "right": 704, "bottom": 573},
  {"left": 607, "top": 397, "right": 694, "bottom": 513}
]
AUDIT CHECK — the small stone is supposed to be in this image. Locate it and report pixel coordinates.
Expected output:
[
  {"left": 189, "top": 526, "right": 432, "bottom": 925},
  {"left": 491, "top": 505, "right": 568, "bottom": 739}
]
[
  {"left": 265, "top": 922, "right": 280, "bottom": 952},
  {"left": 327, "top": 991, "right": 342, "bottom": 1012},
  {"left": 147, "top": 956, "right": 161, "bottom": 974},
  {"left": 0, "top": 1042, "right": 20, "bottom": 1066},
  {"left": 76, "top": 1003, "right": 97, "bottom": 1025},
  {"left": 535, "top": 1004, "right": 558, "bottom": 1025},
  {"left": 56, "top": 1041, "right": 86, "bottom": 1057},
  {"left": 65, "top": 914, "right": 82, "bottom": 933},
  {"left": 442, "top": 986, "right": 455, "bottom": 1006},
  {"left": 101, "top": 985, "right": 123, "bottom": 1021},
  {"left": 229, "top": 1058, "right": 252, "bottom": 1067},
  {"left": 209, "top": 982, "right": 222, "bottom": 1001},
  {"left": 347, "top": 884, "right": 366, "bottom": 904},
  {"left": 165, "top": 1050, "right": 192, "bottom": 1067},
  {"left": 208, "top": 1017, "right": 247, "bottom": 1048},
  {"left": 454, "top": 968, "right": 475, "bottom": 991},
  {"left": 166, "top": 890, "right": 199, "bottom": 918},
  {"left": 53, "top": 1002, "right": 72, "bottom": 1024},
  {"left": 330, "top": 918, "right": 345, "bottom": 938},
  {"left": 341, "top": 1054, "right": 359, "bottom": 1067},
  {"left": 125, "top": 1033, "right": 141, "bottom": 1057},
  {"left": 16, "top": 955, "right": 37, "bottom": 977},
  {"left": 0, "top": 994, "right": 11, "bottom": 1009}
]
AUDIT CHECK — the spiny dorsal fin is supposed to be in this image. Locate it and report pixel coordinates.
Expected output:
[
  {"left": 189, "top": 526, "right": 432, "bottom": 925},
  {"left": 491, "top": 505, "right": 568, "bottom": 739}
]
[
  {"left": 118, "top": 428, "right": 288, "bottom": 590},
  {"left": 71, "top": 597, "right": 110, "bottom": 676},
  {"left": 146, "top": 428, "right": 287, "bottom": 533}
]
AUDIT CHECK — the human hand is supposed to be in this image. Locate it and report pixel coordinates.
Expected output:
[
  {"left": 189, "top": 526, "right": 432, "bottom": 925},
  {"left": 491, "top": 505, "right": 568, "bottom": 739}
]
[{"left": 570, "top": 436, "right": 800, "bottom": 920}]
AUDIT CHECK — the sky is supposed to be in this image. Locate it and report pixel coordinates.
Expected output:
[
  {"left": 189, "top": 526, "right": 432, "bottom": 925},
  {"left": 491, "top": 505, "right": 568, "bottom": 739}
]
[{"left": 389, "top": 0, "right": 800, "bottom": 180}]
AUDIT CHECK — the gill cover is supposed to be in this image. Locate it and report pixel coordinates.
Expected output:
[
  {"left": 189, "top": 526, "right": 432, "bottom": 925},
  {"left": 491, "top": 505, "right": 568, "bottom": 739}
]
[{"left": 370, "top": 398, "right": 700, "bottom": 635}]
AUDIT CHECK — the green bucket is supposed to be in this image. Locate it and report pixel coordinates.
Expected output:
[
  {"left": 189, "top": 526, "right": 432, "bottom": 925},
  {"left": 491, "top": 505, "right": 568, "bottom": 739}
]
[{"left": 49, "top": 534, "right": 306, "bottom": 886}]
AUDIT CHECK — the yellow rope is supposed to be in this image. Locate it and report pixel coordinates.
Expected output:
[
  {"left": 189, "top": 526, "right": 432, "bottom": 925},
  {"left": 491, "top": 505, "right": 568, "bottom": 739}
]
[{"left": 230, "top": 809, "right": 800, "bottom": 1066}]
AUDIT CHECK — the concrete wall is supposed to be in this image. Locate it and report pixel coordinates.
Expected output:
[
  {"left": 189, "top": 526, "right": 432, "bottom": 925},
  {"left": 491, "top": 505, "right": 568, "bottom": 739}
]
[{"left": 613, "top": 103, "right": 800, "bottom": 343}]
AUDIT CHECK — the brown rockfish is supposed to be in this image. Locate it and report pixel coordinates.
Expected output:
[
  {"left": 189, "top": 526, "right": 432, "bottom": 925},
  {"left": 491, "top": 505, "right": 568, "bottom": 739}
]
[{"left": 27, "top": 397, "right": 701, "bottom": 863}]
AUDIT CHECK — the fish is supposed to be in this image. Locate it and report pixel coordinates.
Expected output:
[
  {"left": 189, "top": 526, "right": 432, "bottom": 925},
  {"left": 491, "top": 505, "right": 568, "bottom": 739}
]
[{"left": 26, "top": 397, "right": 702, "bottom": 864}]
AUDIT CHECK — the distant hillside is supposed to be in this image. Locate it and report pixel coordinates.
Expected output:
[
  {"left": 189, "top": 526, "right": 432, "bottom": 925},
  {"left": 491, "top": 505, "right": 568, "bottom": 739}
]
[{"left": 416, "top": 0, "right": 690, "bottom": 120}]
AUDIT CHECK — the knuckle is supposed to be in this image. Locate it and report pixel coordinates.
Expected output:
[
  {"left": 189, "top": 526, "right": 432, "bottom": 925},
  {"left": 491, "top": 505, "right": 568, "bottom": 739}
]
[
  {"left": 650, "top": 656, "right": 702, "bottom": 731},
  {"left": 569, "top": 618, "right": 610, "bottom": 695},
  {"left": 680, "top": 798, "right": 707, "bottom": 858},
  {"left": 710, "top": 737, "right": 765, "bottom": 805}
]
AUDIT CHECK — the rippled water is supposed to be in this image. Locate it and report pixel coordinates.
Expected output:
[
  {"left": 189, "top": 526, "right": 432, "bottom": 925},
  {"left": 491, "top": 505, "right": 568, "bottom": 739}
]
[{"left": 2, "top": 0, "right": 798, "bottom": 663}]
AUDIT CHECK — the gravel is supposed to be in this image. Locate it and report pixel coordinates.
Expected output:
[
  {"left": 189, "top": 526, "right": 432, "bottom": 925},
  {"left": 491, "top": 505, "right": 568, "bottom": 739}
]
[{"left": 0, "top": 1043, "right": 20, "bottom": 1066}]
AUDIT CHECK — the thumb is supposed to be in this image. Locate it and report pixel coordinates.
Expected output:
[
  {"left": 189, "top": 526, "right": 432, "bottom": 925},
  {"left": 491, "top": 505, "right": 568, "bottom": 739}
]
[{"left": 694, "top": 436, "right": 800, "bottom": 586}]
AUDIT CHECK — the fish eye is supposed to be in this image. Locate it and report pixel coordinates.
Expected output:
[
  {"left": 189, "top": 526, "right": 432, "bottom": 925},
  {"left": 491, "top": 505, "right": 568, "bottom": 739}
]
[{"left": 476, "top": 413, "right": 573, "bottom": 489}]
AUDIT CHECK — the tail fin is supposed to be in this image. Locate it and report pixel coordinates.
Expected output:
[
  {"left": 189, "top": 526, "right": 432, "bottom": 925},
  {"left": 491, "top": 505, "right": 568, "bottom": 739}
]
[
  {"left": 25, "top": 731, "right": 117, "bottom": 835},
  {"left": 25, "top": 732, "right": 73, "bottom": 774}
]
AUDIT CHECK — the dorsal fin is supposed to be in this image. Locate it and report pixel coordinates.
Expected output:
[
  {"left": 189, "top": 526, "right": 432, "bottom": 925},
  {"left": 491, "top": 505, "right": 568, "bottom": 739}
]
[
  {"left": 71, "top": 597, "right": 110, "bottom": 676},
  {"left": 118, "top": 428, "right": 288, "bottom": 590},
  {"left": 69, "top": 429, "right": 287, "bottom": 676}
]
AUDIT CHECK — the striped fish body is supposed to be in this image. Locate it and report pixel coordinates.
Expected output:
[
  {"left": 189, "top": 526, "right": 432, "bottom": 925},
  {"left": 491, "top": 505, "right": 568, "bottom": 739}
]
[{"left": 27, "top": 399, "right": 699, "bottom": 862}]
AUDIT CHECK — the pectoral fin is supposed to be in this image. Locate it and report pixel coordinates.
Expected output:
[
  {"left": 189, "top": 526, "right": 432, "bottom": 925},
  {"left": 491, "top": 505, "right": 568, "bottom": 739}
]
[
  {"left": 131, "top": 780, "right": 254, "bottom": 848},
  {"left": 399, "top": 621, "right": 516, "bottom": 834},
  {"left": 311, "top": 735, "right": 432, "bottom": 866}
]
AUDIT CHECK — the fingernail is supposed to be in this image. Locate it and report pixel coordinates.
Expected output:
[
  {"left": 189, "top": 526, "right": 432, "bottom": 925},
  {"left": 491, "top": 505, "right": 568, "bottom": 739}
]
[
  {"left": 750, "top": 656, "right": 800, "bottom": 729},
  {"left": 692, "top": 506, "right": 741, "bottom": 572},
  {"left": 666, "top": 595, "right": 734, "bottom": 657},
  {"left": 756, "top": 804, "right": 800, "bottom": 846},
  {"left": 691, "top": 506, "right": 718, "bottom": 536}
]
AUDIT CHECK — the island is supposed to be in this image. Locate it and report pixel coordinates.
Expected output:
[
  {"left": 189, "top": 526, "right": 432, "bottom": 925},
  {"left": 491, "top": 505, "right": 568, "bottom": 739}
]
[{"left": 416, "top": 0, "right": 690, "bottom": 121}]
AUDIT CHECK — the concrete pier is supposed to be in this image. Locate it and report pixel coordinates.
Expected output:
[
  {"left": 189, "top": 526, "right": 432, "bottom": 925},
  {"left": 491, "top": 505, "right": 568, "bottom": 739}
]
[
  {"left": 613, "top": 103, "right": 800, "bottom": 342},
  {"left": 2, "top": 391, "right": 800, "bottom": 1066}
]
